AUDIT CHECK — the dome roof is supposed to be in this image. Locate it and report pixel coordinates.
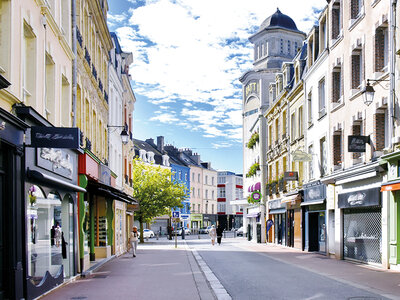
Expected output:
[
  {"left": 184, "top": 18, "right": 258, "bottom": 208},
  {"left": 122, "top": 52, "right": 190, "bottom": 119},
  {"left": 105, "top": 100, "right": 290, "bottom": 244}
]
[{"left": 259, "top": 8, "right": 298, "bottom": 32}]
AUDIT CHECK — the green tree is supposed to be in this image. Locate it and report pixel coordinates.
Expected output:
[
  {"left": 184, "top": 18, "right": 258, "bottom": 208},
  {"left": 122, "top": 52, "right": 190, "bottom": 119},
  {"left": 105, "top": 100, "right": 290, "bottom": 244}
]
[{"left": 131, "top": 158, "right": 187, "bottom": 242}]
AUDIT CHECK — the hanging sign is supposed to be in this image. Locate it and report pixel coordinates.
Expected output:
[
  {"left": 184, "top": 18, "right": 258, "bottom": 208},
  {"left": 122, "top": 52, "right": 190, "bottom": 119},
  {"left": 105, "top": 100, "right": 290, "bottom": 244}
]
[
  {"left": 291, "top": 150, "right": 312, "bottom": 162},
  {"left": 251, "top": 191, "right": 262, "bottom": 202},
  {"left": 31, "top": 127, "right": 80, "bottom": 149},
  {"left": 348, "top": 135, "right": 370, "bottom": 152},
  {"left": 284, "top": 171, "right": 298, "bottom": 181}
]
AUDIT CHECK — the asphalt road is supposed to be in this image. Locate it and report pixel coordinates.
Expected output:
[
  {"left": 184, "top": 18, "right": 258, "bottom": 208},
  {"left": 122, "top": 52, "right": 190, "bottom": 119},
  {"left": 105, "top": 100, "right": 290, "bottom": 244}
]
[{"left": 186, "top": 236, "right": 390, "bottom": 300}]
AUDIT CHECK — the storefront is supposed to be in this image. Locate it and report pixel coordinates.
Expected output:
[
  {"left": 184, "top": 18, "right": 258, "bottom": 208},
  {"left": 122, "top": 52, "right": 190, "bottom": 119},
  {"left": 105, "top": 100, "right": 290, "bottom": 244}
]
[
  {"left": 0, "top": 104, "right": 28, "bottom": 300},
  {"left": 190, "top": 213, "right": 203, "bottom": 230},
  {"left": 281, "top": 191, "right": 302, "bottom": 249},
  {"left": 302, "top": 181, "right": 326, "bottom": 253},
  {"left": 339, "top": 188, "right": 382, "bottom": 264},
  {"left": 268, "top": 199, "right": 286, "bottom": 246},
  {"left": 15, "top": 106, "right": 84, "bottom": 299},
  {"left": 203, "top": 214, "right": 218, "bottom": 226},
  {"left": 380, "top": 151, "right": 400, "bottom": 270}
]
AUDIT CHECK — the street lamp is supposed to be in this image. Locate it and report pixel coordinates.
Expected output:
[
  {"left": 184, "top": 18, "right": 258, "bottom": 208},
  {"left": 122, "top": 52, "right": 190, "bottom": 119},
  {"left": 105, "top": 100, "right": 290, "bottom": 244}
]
[
  {"left": 107, "top": 125, "right": 129, "bottom": 145},
  {"left": 361, "top": 79, "right": 390, "bottom": 106}
]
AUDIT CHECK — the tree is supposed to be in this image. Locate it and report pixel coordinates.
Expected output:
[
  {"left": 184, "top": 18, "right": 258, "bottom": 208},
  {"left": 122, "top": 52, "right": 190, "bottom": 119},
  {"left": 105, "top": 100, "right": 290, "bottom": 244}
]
[{"left": 131, "top": 158, "right": 187, "bottom": 243}]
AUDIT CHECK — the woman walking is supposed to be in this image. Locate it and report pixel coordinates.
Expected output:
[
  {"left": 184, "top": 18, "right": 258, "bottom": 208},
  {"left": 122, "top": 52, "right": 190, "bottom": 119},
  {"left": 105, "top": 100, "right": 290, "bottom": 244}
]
[
  {"left": 130, "top": 226, "right": 139, "bottom": 257},
  {"left": 216, "top": 225, "right": 223, "bottom": 245},
  {"left": 209, "top": 225, "right": 217, "bottom": 246}
]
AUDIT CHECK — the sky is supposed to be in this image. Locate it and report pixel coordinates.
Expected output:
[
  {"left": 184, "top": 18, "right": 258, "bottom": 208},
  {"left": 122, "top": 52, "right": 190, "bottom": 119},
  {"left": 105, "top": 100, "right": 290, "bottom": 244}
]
[{"left": 107, "top": 0, "right": 325, "bottom": 174}]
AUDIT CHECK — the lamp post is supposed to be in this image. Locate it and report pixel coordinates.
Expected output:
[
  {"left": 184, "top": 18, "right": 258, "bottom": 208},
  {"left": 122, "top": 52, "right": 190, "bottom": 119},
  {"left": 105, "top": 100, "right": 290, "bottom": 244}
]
[{"left": 107, "top": 125, "right": 129, "bottom": 145}]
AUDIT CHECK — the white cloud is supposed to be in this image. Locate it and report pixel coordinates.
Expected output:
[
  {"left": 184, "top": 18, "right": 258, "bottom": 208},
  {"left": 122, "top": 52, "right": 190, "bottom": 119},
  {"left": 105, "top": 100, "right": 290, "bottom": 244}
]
[
  {"left": 114, "top": 0, "right": 323, "bottom": 139},
  {"left": 149, "top": 113, "right": 179, "bottom": 123},
  {"left": 212, "top": 142, "right": 233, "bottom": 149}
]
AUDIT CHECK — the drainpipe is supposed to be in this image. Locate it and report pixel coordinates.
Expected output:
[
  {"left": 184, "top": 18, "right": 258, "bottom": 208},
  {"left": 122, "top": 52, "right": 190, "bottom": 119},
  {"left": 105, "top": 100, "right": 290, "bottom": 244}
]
[
  {"left": 389, "top": 0, "right": 397, "bottom": 150},
  {"left": 259, "top": 104, "right": 268, "bottom": 244},
  {"left": 72, "top": 0, "right": 77, "bottom": 127}
]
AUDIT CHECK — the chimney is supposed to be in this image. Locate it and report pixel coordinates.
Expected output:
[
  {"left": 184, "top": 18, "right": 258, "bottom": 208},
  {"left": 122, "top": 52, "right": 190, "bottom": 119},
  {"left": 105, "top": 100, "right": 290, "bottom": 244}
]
[
  {"left": 157, "top": 136, "right": 164, "bottom": 152},
  {"left": 145, "top": 138, "right": 155, "bottom": 146},
  {"left": 191, "top": 153, "right": 201, "bottom": 165}
]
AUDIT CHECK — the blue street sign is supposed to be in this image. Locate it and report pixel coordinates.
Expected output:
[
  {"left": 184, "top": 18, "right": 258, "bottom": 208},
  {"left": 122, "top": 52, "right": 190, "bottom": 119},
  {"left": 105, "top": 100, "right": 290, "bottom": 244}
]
[{"left": 172, "top": 211, "right": 180, "bottom": 218}]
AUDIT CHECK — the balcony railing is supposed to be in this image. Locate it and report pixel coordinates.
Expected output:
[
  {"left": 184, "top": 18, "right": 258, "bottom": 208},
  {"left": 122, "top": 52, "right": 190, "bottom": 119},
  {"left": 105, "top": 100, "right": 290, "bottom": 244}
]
[
  {"left": 104, "top": 91, "right": 108, "bottom": 103},
  {"left": 99, "top": 80, "right": 103, "bottom": 92},
  {"left": 92, "top": 65, "right": 97, "bottom": 80},
  {"left": 76, "top": 27, "right": 83, "bottom": 47},
  {"left": 84, "top": 47, "right": 91, "bottom": 65}
]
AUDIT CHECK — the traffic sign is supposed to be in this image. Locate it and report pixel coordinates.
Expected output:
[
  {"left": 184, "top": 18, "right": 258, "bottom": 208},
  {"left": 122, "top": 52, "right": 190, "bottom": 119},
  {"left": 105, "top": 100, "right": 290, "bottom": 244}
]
[{"left": 172, "top": 211, "right": 180, "bottom": 218}]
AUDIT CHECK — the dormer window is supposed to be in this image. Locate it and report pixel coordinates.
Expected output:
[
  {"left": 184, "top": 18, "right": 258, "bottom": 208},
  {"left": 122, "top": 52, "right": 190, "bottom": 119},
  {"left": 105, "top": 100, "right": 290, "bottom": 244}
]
[
  {"left": 146, "top": 151, "right": 155, "bottom": 164},
  {"left": 162, "top": 154, "right": 170, "bottom": 166},
  {"left": 139, "top": 149, "right": 147, "bottom": 162}
]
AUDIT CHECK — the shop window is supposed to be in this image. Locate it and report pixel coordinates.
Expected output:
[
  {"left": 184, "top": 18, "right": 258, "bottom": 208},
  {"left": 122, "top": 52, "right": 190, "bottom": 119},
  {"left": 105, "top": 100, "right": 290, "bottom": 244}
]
[{"left": 27, "top": 186, "right": 63, "bottom": 285}]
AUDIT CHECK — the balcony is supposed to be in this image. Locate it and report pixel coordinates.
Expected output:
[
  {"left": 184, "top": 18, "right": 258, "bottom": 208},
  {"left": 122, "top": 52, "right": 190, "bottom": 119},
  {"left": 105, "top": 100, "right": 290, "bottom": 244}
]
[
  {"left": 85, "top": 137, "right": 91, "bottom": 151},
  {"left": 92, "top": 65, "right": 97, "bottom": 80},
  {"left": 76, "top": 27, "right": 83, "bottom": 47},
  {"left": 84, "top": 47, "right": 91, "bottom": 65}
]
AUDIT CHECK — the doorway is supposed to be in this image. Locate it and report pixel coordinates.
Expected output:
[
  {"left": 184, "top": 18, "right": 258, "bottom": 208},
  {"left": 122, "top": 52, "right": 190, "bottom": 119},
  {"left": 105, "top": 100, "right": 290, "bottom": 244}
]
[
  {"left": 308, "top": 211, "right": 326, "bottom": 253},
  {"left": 287, "top": 210, "right": 294, "bottom": 247}
]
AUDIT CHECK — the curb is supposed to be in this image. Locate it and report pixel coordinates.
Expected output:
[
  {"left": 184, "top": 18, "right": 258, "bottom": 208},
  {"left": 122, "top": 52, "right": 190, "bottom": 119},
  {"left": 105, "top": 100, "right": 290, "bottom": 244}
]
[{"left": 81, "top": 255, "right": 116, "bottom": 278}]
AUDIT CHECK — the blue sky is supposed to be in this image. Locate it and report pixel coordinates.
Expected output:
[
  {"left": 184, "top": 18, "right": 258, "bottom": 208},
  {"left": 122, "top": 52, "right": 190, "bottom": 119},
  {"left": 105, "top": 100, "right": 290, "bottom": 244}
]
[{"left": 107, "top": 0, "right": 323, "bottom": 174}]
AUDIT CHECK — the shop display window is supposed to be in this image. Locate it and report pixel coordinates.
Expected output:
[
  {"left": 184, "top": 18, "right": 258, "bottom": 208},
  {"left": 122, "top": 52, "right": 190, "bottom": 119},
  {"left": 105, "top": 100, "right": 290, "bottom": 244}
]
[{"left": 27, "top": 186, "right": 62, "bottom": 285}]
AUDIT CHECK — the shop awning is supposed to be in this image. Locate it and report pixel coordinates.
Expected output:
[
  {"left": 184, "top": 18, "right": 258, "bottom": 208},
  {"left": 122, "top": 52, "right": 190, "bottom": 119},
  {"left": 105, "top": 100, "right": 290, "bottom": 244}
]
[
  {"left": 281, "top": 193, "right": 301, "bottom": 203},
  {"left": 27, "top": 169, "right": 86, "bottom": 193},
  {"left": 88, "top": 181, "right": 138, "bottom": 205},
  {"left": 381, "top": 179, "right": 400, "bottom": 192},
  {"left": 246, "top": 212, "right": 260, "bottom": 218},
  {"left": 269, "top": 208, "right": 286, "bottom": 214},
  {"left": 301, "top": 199, "right": 325, "bottom": 206}
]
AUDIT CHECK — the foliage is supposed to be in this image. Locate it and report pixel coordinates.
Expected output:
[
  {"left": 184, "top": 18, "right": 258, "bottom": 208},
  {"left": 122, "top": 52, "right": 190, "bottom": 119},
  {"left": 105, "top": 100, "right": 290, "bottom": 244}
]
[
  {"left": 131, "top": 158, "right": 187, "bottom": 242},
  {"left": 247, "top": 131, "right": 259, "bottom": 149},
  {"left": 246, "top": 162, "right": 260, "bottom": 178}
]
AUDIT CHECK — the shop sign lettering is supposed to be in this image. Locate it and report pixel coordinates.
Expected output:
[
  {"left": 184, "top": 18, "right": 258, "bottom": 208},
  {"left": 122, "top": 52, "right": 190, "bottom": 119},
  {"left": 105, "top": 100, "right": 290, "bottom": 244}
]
[{"left": 37, "top": 148, "right": 73, "bottom": 179}]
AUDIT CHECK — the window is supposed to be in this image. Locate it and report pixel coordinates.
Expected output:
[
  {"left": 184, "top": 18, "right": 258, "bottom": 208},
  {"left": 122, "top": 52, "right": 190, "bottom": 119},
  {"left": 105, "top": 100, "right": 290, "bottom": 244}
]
[
  {"left": 198, "top": 188, "right": 200, "bottom": 197},
  {"left": 320, "top": 18, "right": 327, "bottom": 50},
  {"left": 287, "top": 41, "right": 291, "bottom": 54},
  {"left": 280, "top": 39, "right": 284, "bottom": 54},
  {"left": 318, "top": 78, "right": 326, "bottom": 117},
  {"left": 294, "top": 42, "right": 298, "bottom": 53},
  {"left": 198, "top": 204, "right": 200, "bottom": 213},
  {"left": 205, "top": 203, "right": 208, "bottom": 214},
  {"left": 332, "top": 3, "right": 342, "bottom": 39},
  {"left": 268, "top": 125, "right": 273, "bottom": 146},
  {"left": 351, "top": 50, "right": 363, "bottom": 89},
  {"left": 61, "top": 75, "right": 70, "bottom": 126},
  {"left": 178, "top": 171, "right": 182, "bottom": 180},
  {"left": 350, "top": 0, "right": 362, "bottom": 20},
  {"left": 275, "top": 118, "right": 279, "bottom": 143},
  {"left": 185, "top": 172, "right": 188, "bottom": 181},
  {"left": 320, "top": 137, "right": 327, "bottom": 176},
  {"left": 307, "top": 92, "right": 312, "bottom": 125},
  {"left": 333, "top": 131, "right": 343, "bottom": 170},
  {"left": 192, "top": 172, "right": 194, "bottom": 181},
  {"left": 211, "top": 204, "right": 214, "bottom": 214},
  {"left": 374, "top": 112, "right": 388, "bottom": 152},
  {"left": 45, "top": 53, "right": 55, "bottom": 122},
  {"left": 332, "top": 68, "right": 343, "bottom": 103},
  {"left": 205, "top": 190, "right": 208, "bottom": 199},
  {"left": 298, "top": 107, "right": 303, "bottom": 137},
  {"left": 198, "top": 174, "right": 200, "bottom": 183},
  {"left": 192, "top": 187, "right": 195, "bottom": 197},
  {"left": 291, "top": 114, "right": 296, "bottom": 141},
  {"left": 375, "top": 26, "right": 389, "bottom": 72},
  {"left": 0, "top": 0, "right": 11, "bottom": 78},
  {"left": 23, "top": 21, "right": 37, "bottom": 104},
  {"left": 282, "top": 110, "right": 287, "bottom": 137},
  {"left": 212, "top": 191, "right": 214, "bottom": 200},
  {"left": 205, "top": 175, "right": 208, "bottom": 185},
  {"left": 308, "top": 144, "right": 314, "bottom": 180},
  {"left": 212, "top": 177, "right": 214, "bottom": 185}
]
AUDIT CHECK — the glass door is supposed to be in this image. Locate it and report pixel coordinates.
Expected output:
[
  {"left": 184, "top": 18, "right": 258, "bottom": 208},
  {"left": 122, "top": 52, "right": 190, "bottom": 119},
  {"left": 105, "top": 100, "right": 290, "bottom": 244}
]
[{"left": 318, "top": 212, "right": 326, "bottom": 253}]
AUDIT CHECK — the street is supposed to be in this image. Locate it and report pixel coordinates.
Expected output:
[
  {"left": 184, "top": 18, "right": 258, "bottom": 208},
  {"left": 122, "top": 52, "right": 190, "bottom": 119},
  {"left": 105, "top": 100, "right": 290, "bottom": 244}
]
[{"left": 41, "top": 235, "right": 400, "bottom": 300}]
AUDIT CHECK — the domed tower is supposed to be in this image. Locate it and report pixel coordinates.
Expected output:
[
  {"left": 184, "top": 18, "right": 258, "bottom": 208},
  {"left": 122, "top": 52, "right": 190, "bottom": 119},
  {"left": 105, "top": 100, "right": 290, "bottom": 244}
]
[
  {"left": 239, "top": 8, "right": 305, "bottom": 242},
  {"left": 251, "top": 8, "right": 306, "bottom": 70}
]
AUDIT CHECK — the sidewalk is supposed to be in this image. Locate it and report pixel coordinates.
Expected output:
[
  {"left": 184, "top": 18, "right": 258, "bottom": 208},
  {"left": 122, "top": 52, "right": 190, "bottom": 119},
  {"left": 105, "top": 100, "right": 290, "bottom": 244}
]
[
  {"left": 229, "top": 238, "right": 400, "bottom": 300},
  {"left": 41, "top": 239, "right": 216, "bottom": 300}
]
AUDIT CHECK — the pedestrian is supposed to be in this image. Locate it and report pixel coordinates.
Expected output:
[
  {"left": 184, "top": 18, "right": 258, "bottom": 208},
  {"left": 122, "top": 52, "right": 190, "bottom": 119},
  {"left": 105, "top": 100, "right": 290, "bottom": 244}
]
[
  {"left": 54, "top": 223, "right": 62, "bottom": 247},
  {"left": 216, "top": 224, "right": 223, "bottom": 245},
  {"left": 130, "top": 226, "right": 139, "bottom": 257},
  {"left": 209, "top": 225, "right": 217, "bottom": 246},
  {"left": 50, "top": 225, "right": 55, "bottom": 247}
]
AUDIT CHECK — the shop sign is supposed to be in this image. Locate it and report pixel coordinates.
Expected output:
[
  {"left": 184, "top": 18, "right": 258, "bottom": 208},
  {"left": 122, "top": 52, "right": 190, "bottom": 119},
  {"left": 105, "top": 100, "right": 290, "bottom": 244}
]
[
  {"left": 303, "top": 181, "right": 326, "bottom": 203},
  {"left": 37, "top": 148, "right": 74, "bottom": 179},
  {"left": 99, "top": 163, "right": 111, "bottom": 185},
  {"left": 268, "top": 199, "right": 282, "bottom": 210},
  {"left": 191, "top": 214, "right": 203, "bottom": 221},
  {"left": 347, "top": 135, "right": 370, "bottom": 153},
  {"left": 338, "top": 188, "right": 380, "bottom": 208},
  {"left": 31, "top": 127, "right": 80, "bottom": 149},
  {"left": 251, "top": 191, "right": 262, "bottom": 202},
  {"left": 284, "top": 171, "right": 298, "bottom": 181}
]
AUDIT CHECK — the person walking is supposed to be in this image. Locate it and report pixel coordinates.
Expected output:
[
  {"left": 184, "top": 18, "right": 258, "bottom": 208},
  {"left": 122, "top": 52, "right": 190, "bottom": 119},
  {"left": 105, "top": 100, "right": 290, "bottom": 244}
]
[
  {"left": 216, "top": 224, "right": 223, "bottom": 245},
  {"left": 130, "top": 226, "right": 139, "bottom": 257},
  {"left": 209, "top": 225, "right": 217, "bottom": 246}
]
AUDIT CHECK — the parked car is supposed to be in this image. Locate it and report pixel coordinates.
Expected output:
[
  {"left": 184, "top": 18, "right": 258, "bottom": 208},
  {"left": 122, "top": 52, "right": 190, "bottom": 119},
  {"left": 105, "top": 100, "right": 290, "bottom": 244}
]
[
  {"left": 199, "top": 227, "right": 208, "bottom": 234},
  {"left": 176, "top": 227, "right": 191, "bottom": 236},
  {"left": 138, "top": 229, "right": 155, "bottom": 238},
  {"left": 236, "top": 227, "right": 244, "bottom": 236}
]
